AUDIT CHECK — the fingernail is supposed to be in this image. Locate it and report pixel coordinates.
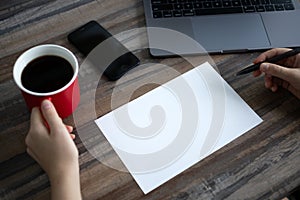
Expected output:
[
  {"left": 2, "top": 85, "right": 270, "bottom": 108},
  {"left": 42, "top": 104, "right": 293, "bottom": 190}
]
[
  {"left": 261, "top": 63, "right": 269, "bottom": 71},
  {"left": 41, "top": 100, "right": 52, "bottom": 110}
]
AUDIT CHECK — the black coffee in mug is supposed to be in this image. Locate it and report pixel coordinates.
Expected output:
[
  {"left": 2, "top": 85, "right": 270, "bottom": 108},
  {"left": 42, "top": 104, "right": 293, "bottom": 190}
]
[{"left": 21, "top": 55, "right": 74, "bottom": 93}]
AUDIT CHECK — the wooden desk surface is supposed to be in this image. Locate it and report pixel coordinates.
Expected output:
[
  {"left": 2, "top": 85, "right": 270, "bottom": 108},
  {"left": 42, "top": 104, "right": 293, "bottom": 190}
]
[{"left": 1, "top": 1, "right": 299, "bottom": 199}]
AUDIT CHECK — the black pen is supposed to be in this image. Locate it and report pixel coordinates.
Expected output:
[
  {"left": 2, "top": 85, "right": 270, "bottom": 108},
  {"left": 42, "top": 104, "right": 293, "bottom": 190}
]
[{"left": 236, "top": 48, "right": 300, "bottom": 76}]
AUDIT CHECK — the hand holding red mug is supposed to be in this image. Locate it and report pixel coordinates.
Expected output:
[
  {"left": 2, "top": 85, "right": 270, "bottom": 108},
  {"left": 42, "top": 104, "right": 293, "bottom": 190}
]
[
  {"left": 14, "top": 45, "right": 82, "bottom": 199},
  {"left": 25, "top": 100, "right": 81, "bottom": 200}
]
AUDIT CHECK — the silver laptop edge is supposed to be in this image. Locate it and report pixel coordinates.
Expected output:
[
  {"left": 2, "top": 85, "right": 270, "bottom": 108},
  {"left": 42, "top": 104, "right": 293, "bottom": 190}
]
[{"left": 143, "top": 0, "right": 300, "bottom": 56}]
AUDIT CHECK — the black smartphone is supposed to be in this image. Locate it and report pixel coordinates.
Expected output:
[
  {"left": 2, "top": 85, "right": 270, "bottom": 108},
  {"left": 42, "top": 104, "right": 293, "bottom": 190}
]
[{"left": 67, "top": 20, "right": 140, "bottom": 81}]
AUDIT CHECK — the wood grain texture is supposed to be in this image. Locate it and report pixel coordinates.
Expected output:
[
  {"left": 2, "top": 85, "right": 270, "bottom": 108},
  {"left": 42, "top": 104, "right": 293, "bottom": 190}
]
[{"left": 1, "top": 0, "right": 300, "bottom": 199}]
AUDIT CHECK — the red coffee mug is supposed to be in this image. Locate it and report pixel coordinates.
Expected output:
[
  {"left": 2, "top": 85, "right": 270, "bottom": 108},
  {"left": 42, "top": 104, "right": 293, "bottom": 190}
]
[{"left": 13, "top": 44, "right": 80, "bottom": 118}]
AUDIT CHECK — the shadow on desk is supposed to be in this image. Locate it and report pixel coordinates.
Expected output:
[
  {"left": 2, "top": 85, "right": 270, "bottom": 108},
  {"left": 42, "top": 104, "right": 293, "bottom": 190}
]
[{"left": 286, "top": 185, "right": 300, "bottom": 200}]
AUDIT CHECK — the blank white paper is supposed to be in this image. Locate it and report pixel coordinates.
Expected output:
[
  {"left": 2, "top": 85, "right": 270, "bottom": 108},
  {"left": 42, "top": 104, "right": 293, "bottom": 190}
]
[{"left": 95, "top": 62, "right": 262, "bottom": 194}]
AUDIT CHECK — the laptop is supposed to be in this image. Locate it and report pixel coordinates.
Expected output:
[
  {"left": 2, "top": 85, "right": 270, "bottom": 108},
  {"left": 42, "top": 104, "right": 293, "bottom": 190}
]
[{"left": 143, "top": 0, "right": 300, "bottom": 56}]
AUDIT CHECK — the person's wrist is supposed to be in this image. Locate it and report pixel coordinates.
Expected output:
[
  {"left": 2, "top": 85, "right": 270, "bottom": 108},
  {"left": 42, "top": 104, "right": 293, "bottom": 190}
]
[
  {"left": 48, "top": 160, "right": 79, "bottom": 183},
  {"left": 49, "top": 163, "right": 81, "bottom": 200}
]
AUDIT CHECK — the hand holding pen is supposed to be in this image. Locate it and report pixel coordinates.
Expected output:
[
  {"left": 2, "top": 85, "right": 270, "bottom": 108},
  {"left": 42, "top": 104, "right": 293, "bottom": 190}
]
[{"left": 249, "top": 48, "right": 300, "bottom": 99}]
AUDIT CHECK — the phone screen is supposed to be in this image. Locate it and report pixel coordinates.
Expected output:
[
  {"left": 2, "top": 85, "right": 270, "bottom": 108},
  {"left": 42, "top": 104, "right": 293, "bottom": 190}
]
[{"left": 68, "top": 20, "right": 140, "bottom": 80}]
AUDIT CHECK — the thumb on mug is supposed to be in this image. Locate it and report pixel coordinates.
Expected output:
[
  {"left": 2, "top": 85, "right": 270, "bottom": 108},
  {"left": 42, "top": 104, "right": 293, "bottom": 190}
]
[{"left": 40, "top": 100, "right": 64, "bottom": 132}]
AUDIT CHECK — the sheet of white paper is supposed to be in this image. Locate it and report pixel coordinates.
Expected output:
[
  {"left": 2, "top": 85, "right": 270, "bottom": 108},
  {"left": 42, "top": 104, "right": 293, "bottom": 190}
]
[{"left": 95, "top": 62, "right": 262, "bottom": 194}]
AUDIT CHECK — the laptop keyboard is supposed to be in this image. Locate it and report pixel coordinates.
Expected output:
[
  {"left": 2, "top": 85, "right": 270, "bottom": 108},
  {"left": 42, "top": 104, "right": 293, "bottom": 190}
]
[{"left": 151, "top": 0, "right": 295, "bottom": 18}]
